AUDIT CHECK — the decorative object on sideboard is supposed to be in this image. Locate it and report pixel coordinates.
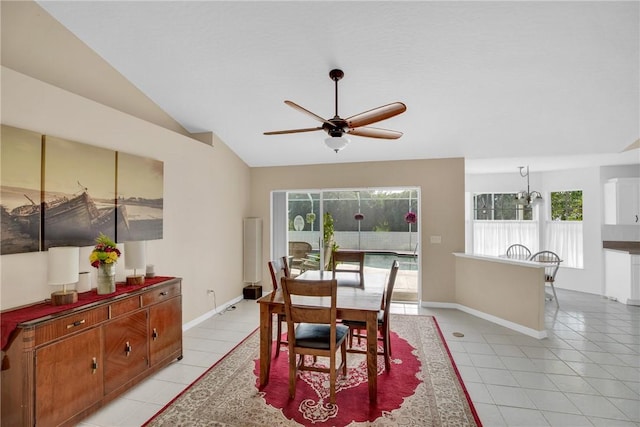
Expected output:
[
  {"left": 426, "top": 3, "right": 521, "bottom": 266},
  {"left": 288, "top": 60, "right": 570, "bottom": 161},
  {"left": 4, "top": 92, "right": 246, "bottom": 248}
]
[
  {"left": 516, "top": 166, "right": 542, "bottom": 206},
  {"left": 124, "top": 240, "right": 146, "bottom": 286},
  {"left": 77, "top": 271, "right": 91, "bottom": 293},
  {"left": 48, "top": 246, "right": 79, "bottom": 305},
  {"left": 89, "top": 233, "right": 121, "bottom": 294},
  {"left": 146, "top": 264, "right": 156, "bottom": 278}
]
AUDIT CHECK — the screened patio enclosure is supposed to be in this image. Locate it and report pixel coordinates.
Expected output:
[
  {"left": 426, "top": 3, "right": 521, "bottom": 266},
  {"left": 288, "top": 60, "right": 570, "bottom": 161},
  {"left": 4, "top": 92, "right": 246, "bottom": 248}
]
[{"left": 271, "top": 188, "right": 420, "bottom": 302}]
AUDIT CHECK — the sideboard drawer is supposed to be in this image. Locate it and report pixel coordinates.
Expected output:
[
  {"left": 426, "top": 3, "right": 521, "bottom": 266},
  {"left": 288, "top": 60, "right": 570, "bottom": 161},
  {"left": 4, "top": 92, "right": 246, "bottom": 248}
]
[
  {"left": 109, "top": 295, "right": 142, "bottom": 318},
  {"left": 34, "top": 307, "right": 109, "bottom": 346},
  {"left": 141, "top": 281, "right": 181, "bottom": 307}
]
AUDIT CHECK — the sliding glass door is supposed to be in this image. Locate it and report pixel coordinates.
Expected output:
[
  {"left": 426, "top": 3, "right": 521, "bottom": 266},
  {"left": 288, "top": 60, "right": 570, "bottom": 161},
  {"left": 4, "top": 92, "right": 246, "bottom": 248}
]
[{"left": 272, "top": 187, "right": 420, "bottom": 301}]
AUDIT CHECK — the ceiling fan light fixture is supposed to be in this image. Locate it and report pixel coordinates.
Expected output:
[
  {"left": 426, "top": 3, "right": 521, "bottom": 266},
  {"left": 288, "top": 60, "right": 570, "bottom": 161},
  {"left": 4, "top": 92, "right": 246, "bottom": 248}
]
[{"left": 324, "top": 136, "right": 350, "bottom": 153}]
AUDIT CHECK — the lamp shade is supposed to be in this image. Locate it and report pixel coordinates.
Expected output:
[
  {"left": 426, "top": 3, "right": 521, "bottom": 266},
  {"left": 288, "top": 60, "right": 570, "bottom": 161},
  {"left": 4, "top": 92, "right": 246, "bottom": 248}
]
[
  {"left": 324, "top": 136, "right": 350, "bottom": 152},
  {"left": 124, "top": 241, "right": 146, "bottom": 270},
  {"left": 47, "top": 247, "right": 79, "bottom": 285}
]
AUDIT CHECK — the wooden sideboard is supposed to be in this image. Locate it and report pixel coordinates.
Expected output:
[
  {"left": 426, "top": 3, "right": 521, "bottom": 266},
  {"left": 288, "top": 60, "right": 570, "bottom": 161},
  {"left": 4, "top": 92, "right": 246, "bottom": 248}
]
[{"left": 1, "top": 277, "right": 182, "bottom": 427}]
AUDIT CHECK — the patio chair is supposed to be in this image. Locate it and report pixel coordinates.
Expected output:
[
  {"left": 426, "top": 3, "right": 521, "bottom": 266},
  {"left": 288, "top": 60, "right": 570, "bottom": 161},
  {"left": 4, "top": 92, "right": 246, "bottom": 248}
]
[{"left": 288, "top": 241, "right": 312, "bottom": 275}]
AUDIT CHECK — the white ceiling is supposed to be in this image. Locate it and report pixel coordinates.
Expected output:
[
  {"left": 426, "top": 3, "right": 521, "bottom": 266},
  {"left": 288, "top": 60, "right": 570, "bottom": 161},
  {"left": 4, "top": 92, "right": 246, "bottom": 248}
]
[{"left": 37, "top": 1, "right": 639, "bottom": 172}]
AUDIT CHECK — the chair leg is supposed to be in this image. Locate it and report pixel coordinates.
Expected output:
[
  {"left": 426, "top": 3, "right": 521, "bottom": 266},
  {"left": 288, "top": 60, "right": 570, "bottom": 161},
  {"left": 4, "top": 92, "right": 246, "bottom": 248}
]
[
  {"left": 549, "top": 282, "right": 559, "bottom": 308},
  {"left": 275, "top": 316, "right": 282, "bottom": 357},
  {"left": 288, "top": 352, "right": 297, "bottom": 399},
  {"left": 383, "top": 328, "right": 391, "bottom": 371},
  {"left": 341, "top": 341, "right": 347, "bottom": 376},
  {"left": 329, "top": 354, "right": 337, "bottom": 404}
]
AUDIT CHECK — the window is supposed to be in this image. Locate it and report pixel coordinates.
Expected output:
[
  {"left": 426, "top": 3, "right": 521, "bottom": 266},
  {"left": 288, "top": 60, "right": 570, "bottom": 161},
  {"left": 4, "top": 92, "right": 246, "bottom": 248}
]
[
  {"left": 550, "top": 190, "right": 583, "bottom": 221},
  {"left": 546, "top": 190, "right": 583, "bottom": 268},
  {"left": 472, "top": 193, "right": 538, "bottom": 256},
  {"left": 474, "top": 193, "right": 533, "bottom": 220}
]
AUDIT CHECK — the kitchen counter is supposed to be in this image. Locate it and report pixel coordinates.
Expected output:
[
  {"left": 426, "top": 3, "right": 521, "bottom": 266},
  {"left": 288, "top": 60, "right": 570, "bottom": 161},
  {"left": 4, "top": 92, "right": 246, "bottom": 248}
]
[{"left": 603, "top": 241, "right": 640, "bottom": 255}]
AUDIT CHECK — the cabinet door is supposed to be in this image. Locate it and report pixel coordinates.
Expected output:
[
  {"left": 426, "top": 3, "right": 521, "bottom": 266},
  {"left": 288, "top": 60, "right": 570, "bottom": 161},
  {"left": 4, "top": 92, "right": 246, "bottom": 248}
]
[
  {"left": 617, "top": 180, "right": 640, "bottom": 224},
  {"left": 149, "top": 296, "right": 182, "bottom": 366},
  {"left": 104, "top": 310, "right": 149, "bottom": 394},
  {"left": 35, "top": 328, "right": 103, "bottom": 426}
]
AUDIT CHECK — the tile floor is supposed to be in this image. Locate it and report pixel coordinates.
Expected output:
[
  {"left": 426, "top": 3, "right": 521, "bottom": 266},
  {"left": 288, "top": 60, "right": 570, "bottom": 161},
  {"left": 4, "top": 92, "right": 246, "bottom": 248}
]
[{"left": 79, "top": 288, "right": 639, "bottom": 427}]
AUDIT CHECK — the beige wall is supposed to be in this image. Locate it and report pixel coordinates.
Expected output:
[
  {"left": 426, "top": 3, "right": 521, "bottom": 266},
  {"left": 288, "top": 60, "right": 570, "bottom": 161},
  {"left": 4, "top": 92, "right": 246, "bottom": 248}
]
[
  {"left": 250, "top": 159, "right": 465, "bottom": 302},
  {"left": 455, "top": 254, "right": 546, "bottom": 333},
  {"left": 0, "top": 67, "right": 251, "bottom": 321}
]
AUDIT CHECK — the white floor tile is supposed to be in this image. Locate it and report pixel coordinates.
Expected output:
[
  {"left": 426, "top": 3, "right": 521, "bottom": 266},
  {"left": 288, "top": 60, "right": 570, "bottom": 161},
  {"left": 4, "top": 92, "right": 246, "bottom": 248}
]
[
  {"left": 498, "top": 406, "right": 551, "bottom": 426},
  {"left": 75, "top": 287, "right": 640, "bottom": 427}
]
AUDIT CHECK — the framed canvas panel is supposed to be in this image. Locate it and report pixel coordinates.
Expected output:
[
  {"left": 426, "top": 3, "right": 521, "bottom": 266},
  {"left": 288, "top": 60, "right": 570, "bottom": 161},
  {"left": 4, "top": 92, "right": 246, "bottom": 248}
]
[
  {"left": 116, "top": 152, "right": 163, "bottom": 242},
  {"left": 42, "top": 135, "right": 117, "bottom": 249},
  {"left": 0, "top": 125, "right": 42, "bottom": 254}
]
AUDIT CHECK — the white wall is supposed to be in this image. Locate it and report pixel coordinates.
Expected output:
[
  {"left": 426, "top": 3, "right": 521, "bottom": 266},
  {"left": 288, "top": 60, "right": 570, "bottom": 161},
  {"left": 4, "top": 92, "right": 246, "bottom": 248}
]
[{"left": 0, "top": 68, "right": 251, "bottom": 322}]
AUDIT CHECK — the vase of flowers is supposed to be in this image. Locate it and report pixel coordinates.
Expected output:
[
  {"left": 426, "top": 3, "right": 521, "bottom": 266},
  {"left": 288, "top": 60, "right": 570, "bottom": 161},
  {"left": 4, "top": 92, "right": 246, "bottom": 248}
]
[{"left": 90, "top": 233, "right": 121, "bottom": 294}]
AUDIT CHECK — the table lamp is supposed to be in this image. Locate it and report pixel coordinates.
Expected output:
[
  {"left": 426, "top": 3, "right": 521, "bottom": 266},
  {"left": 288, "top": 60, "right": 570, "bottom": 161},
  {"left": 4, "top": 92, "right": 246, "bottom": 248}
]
[
  {"left": 125, "top": 241, "right": 146, "bottom": 286},
  {"left": 48, "top": 246, "right": 79, "bottom": 305}
]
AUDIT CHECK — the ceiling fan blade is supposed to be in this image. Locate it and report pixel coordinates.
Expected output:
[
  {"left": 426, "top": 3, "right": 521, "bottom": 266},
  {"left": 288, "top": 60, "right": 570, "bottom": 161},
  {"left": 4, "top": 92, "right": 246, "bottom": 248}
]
[
  {"left": 263, "top": 127, "right": 323, "bottom": 136},
  {"left": 284, "top": 100, "right": 334, "bottom": 127},
  {"left": 347, "top": 126, "right": 403, "bottom": 139},
  {"left": 346, "top": 102, "right": 407, "bottom": 128}
]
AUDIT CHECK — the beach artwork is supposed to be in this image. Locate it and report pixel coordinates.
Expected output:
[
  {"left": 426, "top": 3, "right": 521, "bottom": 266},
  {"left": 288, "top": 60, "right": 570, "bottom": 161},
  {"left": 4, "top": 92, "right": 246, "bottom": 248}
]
[
  {"left": 42, "top": 135, "right": 117, "bottom": 250},
  {"left": 0, "top": 125, "right": 42, "bottom": 255},
  {"left": 116, "top": 152, "right": 163, "bottom": 241}
]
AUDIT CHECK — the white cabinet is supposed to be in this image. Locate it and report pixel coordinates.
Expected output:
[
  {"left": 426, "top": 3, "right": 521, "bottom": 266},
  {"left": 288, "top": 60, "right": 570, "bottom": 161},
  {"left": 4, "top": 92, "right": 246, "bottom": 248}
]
[
  {"left": 604, "top": 250, "right": 640, "bottom": 306},
  {"left": 604, "top": 178, "right": 640, "bottom": 225}
]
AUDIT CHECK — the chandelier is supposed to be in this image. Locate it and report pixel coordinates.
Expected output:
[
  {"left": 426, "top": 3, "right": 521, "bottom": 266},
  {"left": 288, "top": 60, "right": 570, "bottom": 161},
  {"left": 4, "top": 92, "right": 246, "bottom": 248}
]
[{"left": 516, "top": 166, "right": 542, "bottom": 206}]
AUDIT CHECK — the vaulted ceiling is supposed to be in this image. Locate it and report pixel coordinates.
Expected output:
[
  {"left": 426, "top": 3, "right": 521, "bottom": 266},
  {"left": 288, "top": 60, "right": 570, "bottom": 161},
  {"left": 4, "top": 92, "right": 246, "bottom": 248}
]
[{"left": 19, "top": 2, "right": 640, "bottom": 171}]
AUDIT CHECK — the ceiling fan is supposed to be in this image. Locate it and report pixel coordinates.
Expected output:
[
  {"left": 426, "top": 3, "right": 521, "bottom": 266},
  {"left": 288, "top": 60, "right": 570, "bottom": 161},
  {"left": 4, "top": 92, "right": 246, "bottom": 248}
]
[{"left": 264, "top": 69, "right": 407, "bottom": 152}]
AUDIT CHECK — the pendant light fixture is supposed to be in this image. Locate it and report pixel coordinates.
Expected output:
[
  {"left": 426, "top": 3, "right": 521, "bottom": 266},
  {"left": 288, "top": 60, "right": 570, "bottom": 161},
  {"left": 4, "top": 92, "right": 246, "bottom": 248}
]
[{"left": 516, "top": 166, "right": 542, "bottom": 206}]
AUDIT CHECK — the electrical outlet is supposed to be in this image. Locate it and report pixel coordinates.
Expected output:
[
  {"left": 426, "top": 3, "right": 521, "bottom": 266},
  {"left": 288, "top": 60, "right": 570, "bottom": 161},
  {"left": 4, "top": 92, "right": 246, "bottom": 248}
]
[{"left": 430, "top": 235, "right": 442, "bottom": 244}]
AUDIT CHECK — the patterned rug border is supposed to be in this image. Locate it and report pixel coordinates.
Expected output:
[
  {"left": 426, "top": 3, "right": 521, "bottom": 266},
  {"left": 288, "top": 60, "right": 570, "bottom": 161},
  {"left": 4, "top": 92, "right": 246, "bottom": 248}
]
[{"left": 144, "top": 314, "right": 482, "bottom": 426}]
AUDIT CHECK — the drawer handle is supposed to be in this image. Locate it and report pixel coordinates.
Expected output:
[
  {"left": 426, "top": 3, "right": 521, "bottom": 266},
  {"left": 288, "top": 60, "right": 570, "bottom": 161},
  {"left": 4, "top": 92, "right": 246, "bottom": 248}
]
[
  {"left": 66, "top": 319, "right": 86, "bottom": 329},
  {"left": 91, "top": 357, "right": 98, "bottom": 374},
  {"left": 152, "top": 328, "right": 158, "bottom": 341},
  {"left": 159, "top": 291, "right": 169, "bottom": 297},
  {"left": 125, "top": 341, "right": 132, "bottom": 357}
]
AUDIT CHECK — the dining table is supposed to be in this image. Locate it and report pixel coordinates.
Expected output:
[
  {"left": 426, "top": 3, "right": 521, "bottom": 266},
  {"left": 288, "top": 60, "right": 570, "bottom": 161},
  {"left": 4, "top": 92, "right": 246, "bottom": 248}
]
[{"left": 257, "top": 270, "right": 386, "bottom": 403}]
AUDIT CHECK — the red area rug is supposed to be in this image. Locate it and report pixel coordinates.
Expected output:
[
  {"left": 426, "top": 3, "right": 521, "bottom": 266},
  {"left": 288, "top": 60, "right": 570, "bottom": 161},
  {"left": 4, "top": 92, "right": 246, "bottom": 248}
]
[{"left": 144, "top": 315, "right": 481, "bottom": 426}]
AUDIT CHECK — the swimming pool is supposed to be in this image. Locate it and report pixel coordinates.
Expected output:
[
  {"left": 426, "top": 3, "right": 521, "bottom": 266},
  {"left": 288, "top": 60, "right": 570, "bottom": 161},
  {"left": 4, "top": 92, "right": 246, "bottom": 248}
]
[{"left": 364, "top": 252, "right": 418, "bottom": 271}]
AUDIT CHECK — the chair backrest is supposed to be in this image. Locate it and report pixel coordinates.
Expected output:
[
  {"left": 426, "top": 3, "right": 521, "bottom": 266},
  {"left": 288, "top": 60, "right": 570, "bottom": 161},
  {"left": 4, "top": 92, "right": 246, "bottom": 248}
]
[
  {"left": 332, "top": 250, "right": 365, "bottom": 274},
  {"left": 288, "top": 241, "right": 312, "bottom": 259},
  {"left": 529, "top": 250, "right": 560, "bottom": 282},
  {"left": 267, "top": 258, "right": 289, "bottom": 291},
  {"left": 332, "top": 250, "right": 365, "bottom": 286},
  {"left": 280, "top": 256, "right": 291, "bottom": 278},
  {"left": 281, "top": 278, "right": 339, "bottom": 348},
  {"left": 381, "top": 261, "right": 400, "bottom": 315},
  {"left": 506, "top": 244, "right": 531, "bottom": 259}
]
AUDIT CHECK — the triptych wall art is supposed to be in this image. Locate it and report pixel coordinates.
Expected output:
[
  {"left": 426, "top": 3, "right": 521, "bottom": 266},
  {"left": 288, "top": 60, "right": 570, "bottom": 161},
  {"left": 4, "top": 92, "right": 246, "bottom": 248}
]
[{"left": 1, "top": 125, "right": 163, "bottom": 255}]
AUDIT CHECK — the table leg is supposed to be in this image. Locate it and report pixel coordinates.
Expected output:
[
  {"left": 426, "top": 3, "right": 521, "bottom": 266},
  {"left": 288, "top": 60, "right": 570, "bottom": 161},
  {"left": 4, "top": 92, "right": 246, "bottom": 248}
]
[
  {"left": 259, "top": 304, "right": 273, "bottom": 388},
  {"left": 366, "top": 310, "right": 377, "bottom": 403}
]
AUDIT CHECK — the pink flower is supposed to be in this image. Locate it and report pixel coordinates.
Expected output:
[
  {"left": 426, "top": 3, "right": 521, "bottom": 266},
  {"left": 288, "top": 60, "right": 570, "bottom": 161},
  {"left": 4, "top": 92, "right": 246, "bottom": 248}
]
[{"left": 404, "top": 211, "right": 417, "bottom": 224}]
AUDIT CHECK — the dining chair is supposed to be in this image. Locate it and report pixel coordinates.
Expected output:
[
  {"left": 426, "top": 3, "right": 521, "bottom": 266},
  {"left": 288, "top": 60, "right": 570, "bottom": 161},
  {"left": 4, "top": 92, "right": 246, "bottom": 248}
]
[
  {"left": 506, "top": 243, "right": 531, "bottom": 260},
  {"left": 331, "top": 250, "right": 365, "bottom": 287},
  {"left": 267, "top": 258, "right": 290, "bottom": 356},
  {"left": 281, "top": 277, "right": 348, "bottom": 404},
  {"left": 529, "top": 250, "right": 561, "bottom": 308},
  {"left": 342, "top": 260, "right": 399, "bottom": 371}
]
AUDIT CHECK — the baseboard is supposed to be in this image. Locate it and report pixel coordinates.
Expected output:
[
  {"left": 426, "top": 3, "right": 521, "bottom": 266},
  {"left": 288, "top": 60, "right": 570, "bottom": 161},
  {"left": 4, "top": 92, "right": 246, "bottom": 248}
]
[
  {"left": 420, "top": 301, "right": 547, "bottom": 339},
  {"left": 183, "top": 294, "right": 244, "bottom": 331}
]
